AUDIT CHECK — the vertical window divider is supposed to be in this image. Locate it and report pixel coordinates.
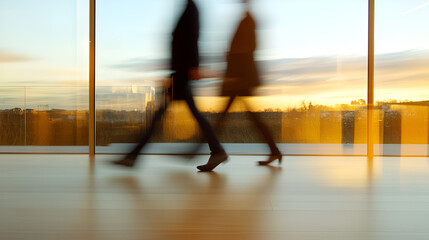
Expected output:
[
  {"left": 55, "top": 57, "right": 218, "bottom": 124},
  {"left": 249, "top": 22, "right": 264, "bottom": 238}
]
[
  {"left": 368, "top": 0, "right": 375, "bottom": 162},
  {"left": 89, "top": 0, "right": 96, "bottom": 156}
]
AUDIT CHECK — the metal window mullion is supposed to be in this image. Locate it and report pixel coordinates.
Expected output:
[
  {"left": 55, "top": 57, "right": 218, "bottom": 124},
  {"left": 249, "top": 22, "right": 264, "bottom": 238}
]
[
  {"left": 367, "top": 0, "right": 375, "bottom": 160},
  {"left": 89, "top": 0, "right": 96, "bottom": 156}
]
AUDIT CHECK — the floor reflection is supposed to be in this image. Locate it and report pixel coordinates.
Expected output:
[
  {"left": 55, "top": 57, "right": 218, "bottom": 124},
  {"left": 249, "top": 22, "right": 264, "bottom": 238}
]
[
  {"left": 108, "top": 165, "right": 281, "bottom": 239},
  {"left": 309, "top": 157, "right": 379, "bottom": 188},
  {"left": 2, "top": 155, "right": 429, "bottom": 240}
]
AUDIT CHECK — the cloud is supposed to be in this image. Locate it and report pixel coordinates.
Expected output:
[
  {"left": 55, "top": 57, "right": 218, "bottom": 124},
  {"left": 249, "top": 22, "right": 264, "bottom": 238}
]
[
  {"left": 255, "top": 50, "right": 429, "bottom": 96},
  {"left": 110, "top": 54, "right": 226, "bottom": 72},
  {"left": 0, "top": 50, "right": 34, "bottom": 63},
  {"left": 108, "top": 49, "right": 429, "bottom": 101},
  {"left": 111, "top": 58, "right": 169, "bottom": 71}
]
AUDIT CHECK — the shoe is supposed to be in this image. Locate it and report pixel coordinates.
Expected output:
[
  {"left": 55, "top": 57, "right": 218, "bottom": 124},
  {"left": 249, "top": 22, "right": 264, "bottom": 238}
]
[
  {"left": 197, "top": 150, "right": 228, "bottom": 172},
  {"left": 257, "top": 154, "right": 282, "bottom": 166},
  {"left": 111, "top": 155, "right": 137, "bottom": 168}
]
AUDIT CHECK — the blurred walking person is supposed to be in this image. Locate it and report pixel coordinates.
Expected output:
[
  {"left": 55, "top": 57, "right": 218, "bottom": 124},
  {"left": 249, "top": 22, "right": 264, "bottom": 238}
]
[
  {"left": 217, "top": 0, "right": 282, "bottom": 165},
  {"left": 113, "top": 0, "right": 228, "bottom": 171}
]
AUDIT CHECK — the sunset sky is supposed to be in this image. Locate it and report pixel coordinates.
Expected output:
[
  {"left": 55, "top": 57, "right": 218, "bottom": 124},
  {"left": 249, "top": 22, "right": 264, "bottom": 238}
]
[{"left": 0, "top": 0, "right": 428, "bottom": 110}]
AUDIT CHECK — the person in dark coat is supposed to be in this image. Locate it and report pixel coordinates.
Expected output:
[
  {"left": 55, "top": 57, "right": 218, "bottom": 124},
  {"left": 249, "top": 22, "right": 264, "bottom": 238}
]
[
  {"left": 217, "top": 0, "right": 282, "bottom": 165},
  {"left": 113, "top": 0, "right": 228, "bottom": 171}
]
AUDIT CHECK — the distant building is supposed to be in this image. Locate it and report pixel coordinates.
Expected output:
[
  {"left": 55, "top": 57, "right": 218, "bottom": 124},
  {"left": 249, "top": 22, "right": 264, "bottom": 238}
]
[
  {"left": 11, "top": 108, "right": 23, "bottom": 114},
  {"left": 26, "top": 109, "right": 36, "bottom": 114},
  {"left": 38, "top": 105, "right": 49, "bottom": 111}
]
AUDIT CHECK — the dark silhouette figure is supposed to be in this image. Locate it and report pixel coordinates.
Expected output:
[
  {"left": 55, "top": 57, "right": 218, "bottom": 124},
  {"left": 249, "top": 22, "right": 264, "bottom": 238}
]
[
  {"left": 217, "top": 0, "right": 282, "bottom": 165},
  {"left": 113, "top": 0, "right": 227, "bottom": 171}
]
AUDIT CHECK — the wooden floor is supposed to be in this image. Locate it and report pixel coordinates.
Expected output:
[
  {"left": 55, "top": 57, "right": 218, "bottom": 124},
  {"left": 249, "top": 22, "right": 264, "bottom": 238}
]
[{"left": 1, "top": 154, "right": 429, "bottom": 240}]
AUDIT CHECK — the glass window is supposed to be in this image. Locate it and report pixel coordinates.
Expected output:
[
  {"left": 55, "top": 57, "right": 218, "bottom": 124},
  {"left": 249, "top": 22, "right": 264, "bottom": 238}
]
[
  {"left": 1, "top": 0, "right": 427, "bottom": 156},
  {"left": 375, "top": 0, "right": 429, "bottom": 156},
  {"left": 95, "top": 0, "right": 174, "bottom": 153},
  {"left": 95, "top": 0, "right": 369, "bottom": 155},
  {"left": 0, "top": 0, "right": 89, "bottom": 153}
]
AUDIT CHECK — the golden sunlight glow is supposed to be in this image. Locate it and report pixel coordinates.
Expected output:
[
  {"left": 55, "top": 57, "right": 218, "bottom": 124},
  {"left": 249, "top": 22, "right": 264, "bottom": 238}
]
[
  {"left": 316, "top": 158, "right": 381, "bottom": 188},
  {"left": 400, "top": 158, "right": 429, "bottom": 176},
  {"left": 163, "top": 101, "right": 197, "bottom": 140}
]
